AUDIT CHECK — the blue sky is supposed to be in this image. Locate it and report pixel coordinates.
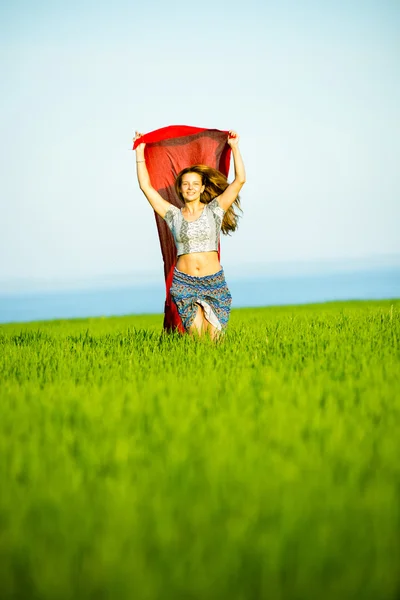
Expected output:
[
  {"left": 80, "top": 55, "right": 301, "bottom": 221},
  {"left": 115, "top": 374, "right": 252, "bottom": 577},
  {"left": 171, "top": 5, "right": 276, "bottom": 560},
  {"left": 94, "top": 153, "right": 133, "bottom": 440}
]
[{"left": 1, "top": 0, "right": 399, "bottom": 291}]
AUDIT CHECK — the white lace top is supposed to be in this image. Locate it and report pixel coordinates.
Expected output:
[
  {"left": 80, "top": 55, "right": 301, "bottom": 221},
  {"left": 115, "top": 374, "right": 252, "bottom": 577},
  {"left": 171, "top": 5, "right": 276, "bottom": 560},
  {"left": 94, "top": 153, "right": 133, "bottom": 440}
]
[{"left": 164, "top": 198, "right": 225, "bottom": 256}]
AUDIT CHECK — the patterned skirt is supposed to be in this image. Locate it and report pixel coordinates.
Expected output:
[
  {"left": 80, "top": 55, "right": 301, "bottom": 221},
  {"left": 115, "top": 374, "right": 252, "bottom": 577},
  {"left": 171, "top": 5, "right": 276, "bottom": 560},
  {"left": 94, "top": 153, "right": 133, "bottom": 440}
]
[{"left": 170, "top": 268, "right": 232, "bottom": 332}]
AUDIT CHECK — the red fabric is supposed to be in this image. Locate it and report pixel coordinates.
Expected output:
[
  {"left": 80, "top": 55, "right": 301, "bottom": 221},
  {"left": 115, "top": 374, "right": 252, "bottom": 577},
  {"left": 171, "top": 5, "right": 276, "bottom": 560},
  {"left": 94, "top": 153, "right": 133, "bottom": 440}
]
[{"left": 133, "top": 125, "right": 232, "bottom": 332}]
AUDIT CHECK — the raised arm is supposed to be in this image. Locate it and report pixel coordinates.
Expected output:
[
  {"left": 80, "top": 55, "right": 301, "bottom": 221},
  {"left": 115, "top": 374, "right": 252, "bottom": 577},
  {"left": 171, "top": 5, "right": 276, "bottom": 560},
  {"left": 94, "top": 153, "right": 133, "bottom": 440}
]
[
  {"left": 216, "top": 131, "right": 246, "bottom": 212},
  {"left": 134, "top": 131, "right": 172, "bottom": 219}
]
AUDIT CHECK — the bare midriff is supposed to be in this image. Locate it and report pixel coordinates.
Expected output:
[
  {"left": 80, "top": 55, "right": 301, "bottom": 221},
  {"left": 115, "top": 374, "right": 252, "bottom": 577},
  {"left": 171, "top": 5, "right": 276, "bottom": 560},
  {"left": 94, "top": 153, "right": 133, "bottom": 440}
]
[{"left": 176, "top": 251, "right": 221, "bottom": 277}]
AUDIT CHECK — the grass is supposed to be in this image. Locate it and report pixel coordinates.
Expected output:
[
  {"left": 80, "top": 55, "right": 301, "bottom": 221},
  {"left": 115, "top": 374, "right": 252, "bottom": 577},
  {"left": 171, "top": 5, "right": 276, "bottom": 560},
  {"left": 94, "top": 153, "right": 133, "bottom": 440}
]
[{"left": 0, "top": 300, "right": 399, "bottom": 599}]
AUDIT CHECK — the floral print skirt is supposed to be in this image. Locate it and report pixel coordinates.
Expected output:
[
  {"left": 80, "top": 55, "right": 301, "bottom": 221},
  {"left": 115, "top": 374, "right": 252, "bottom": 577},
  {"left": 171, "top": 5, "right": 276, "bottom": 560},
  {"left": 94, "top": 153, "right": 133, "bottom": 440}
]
[{"left": 170, "top": 267, "right": 232, "bottom": 332}]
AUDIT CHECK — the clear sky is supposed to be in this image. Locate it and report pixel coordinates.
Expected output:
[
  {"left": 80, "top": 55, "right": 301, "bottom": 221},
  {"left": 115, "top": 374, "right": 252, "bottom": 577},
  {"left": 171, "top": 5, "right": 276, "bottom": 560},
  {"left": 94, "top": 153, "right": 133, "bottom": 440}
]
[{"left": 1, "top": 0, "right": 399, "bottom": 291}]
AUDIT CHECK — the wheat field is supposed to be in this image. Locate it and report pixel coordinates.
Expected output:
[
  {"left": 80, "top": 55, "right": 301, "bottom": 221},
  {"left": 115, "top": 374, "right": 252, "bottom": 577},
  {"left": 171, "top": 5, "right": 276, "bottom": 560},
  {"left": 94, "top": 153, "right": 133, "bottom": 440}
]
[{"left": 0, "top": 300, "right": 399, "bottom": 599}]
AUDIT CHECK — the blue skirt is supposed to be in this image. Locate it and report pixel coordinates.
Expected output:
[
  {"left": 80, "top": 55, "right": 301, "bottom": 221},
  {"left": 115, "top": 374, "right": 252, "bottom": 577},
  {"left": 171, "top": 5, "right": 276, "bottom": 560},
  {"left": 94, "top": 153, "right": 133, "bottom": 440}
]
[{"left": 170, "top": 268, "right": 232, "bottom": 331}]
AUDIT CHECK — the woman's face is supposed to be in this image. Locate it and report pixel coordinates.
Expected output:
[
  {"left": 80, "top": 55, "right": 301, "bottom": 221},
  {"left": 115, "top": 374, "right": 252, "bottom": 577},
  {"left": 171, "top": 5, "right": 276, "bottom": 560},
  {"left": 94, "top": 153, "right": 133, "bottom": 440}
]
[{"left": 180, "top": 172, "right": 205, "bottom": 203}]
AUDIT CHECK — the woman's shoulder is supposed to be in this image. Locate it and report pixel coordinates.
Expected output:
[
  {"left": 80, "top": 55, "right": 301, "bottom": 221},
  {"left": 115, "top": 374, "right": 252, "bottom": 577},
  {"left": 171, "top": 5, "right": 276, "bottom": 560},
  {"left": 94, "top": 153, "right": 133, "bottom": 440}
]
[
  {"left": 207, "top": 197, "right": 225, "bottom": 214},
  {"left": 164, "top": 203, "right": 181, "bottom": 218}
]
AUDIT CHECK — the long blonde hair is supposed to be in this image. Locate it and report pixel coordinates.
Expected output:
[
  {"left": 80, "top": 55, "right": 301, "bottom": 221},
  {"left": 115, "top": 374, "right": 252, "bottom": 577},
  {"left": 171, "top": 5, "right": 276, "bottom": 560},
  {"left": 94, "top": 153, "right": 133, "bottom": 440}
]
[{"left": 175, "top": 164, "right": 242, "bottom": 234}]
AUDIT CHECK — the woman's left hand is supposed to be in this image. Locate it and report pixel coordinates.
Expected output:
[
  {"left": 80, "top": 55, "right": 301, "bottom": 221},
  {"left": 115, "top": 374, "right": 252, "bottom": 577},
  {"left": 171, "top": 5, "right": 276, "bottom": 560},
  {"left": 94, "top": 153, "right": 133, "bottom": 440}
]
[
  {"left": 227, "top": 130, "right": 240, "bottom": 148},
  {"left": 134, "top": 131, "right": 146, "bottom": 150}
]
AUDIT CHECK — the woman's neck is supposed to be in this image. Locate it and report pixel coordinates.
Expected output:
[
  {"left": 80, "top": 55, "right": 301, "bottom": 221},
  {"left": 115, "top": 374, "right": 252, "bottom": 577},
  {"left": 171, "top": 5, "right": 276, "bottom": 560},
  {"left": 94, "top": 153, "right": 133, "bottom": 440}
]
[{"left": 183, "top": 199, "right": 203, "bottom": 214}]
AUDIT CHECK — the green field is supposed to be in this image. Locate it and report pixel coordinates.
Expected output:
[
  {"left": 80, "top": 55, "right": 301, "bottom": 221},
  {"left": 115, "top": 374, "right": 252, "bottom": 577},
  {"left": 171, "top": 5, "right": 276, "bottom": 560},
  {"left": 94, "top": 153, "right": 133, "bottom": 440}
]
[{"left": 1, "top": 300, "right": 399, "bottom": 600}]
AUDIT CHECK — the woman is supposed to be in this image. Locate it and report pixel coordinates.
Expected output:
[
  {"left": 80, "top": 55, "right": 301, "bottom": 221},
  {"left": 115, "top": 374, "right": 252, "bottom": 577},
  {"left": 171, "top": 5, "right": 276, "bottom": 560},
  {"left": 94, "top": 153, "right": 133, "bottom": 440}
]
[{"left": 134, "top": 130, "right": 246, "bottom": 338}]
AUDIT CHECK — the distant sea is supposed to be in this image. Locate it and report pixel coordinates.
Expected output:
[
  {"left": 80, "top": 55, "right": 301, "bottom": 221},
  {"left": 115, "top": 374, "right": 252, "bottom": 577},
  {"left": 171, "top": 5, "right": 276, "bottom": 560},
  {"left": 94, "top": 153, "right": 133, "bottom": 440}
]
[{"left": 0, "top": 267, "right": 399, "bottom": 325}]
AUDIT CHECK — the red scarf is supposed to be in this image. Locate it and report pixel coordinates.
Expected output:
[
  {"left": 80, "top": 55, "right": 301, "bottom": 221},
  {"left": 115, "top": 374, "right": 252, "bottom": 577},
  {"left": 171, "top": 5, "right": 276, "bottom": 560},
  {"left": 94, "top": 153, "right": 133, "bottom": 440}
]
[{"left": 133, "top": 125, "right": 232, "bottom": 332}]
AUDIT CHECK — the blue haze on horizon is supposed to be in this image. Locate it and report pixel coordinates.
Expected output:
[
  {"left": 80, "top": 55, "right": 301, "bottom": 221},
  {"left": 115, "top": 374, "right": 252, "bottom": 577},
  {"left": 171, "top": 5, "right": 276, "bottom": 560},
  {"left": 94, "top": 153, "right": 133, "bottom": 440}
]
[
  {"left": 1, "top": 267, "right": 399, "bottom": 325},
  {"left": 0, "top": 0, "right": 399, "bottom": 305}
]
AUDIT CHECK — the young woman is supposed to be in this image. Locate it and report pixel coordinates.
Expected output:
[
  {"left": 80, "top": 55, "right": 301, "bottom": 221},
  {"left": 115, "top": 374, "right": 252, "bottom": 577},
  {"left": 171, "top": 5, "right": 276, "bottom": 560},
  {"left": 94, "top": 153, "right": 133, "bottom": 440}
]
[{"left": 134, "top": 130, "right": 245, "bottom": 339}]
